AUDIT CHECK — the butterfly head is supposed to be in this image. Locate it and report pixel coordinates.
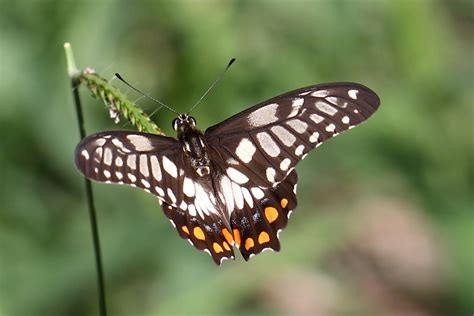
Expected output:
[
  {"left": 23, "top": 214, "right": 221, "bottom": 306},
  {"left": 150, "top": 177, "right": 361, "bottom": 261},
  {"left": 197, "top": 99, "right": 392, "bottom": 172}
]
[{"left": 172, "top": 113, "right": 197, "bottom": 134}]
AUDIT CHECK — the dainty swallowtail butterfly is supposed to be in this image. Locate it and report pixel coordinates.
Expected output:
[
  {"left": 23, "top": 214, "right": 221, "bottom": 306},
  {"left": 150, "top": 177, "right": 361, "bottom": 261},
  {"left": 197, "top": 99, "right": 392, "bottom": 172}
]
[{"left": 75, "top": 82, "right": 380, "bottom": 265}]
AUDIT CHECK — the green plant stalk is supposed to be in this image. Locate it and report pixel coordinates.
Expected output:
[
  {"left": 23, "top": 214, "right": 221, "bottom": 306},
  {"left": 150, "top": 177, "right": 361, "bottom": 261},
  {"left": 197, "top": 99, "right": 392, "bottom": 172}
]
[
  {"left": 64, "top": 42, "right": 108, "bottom": 316},
  {"left": 80, "top": 69, "right": 164, "bottom": 135}
]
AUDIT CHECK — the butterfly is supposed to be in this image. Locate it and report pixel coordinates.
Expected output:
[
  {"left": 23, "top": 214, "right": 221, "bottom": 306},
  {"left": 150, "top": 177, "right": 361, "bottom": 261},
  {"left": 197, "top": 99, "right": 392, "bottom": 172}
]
[{"left": 75, "top": 82, "right": 380, "bottom": 265}]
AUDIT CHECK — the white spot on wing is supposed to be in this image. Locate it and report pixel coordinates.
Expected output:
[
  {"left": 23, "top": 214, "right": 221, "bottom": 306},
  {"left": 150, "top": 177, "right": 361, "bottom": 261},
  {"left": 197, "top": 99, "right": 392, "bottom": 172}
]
[
  {"left": 235, "top": 138, "right": 256, "bottom": 163},
  {"left": 311, "top": 90, "right": 330, "bottom": 97},
  {"left": 126, "top": 135, "right": 154, "bottom": 151},
  {"left": 315, "top": 101, "right": 337, "bottom": 116},
  {"left": 241, "top": 187, "right": 253, "bottom": 208},
  {"left": 167, "top": 188, "right": 177, "bottom": 204},
  {"left": 286, "top": 119, "right": 308, "bottom": 134},
  {"left": 115, "top": 156, "right": 123, "bottom": 167},
  {"left": 295, "top": 145, "right": 304, "bottom": 156},
  {"left": 271, "top": 126, "right": 296, "bottom": 147},
  {"left": 188, "top": 204, "right": 196, "bottom": 216},
  {"left": 325, "top": 124, "right": 336, "bottom": 132},
  {"left": 104, "top": 148, "right": 112, "bottom": 166},
  {"left": 348, "top": 89, "right": 359, "bottom": 99},
  {"left": 139, "top": 154, "right": 149, "bottom": 177},
  {"left": 309, "top": 113, "right": 324, "bottom": 124},
  {"left": 95, "top": 138, "right": 106, "bottom": 146},
  {"left": 81, "top": 150, "right": 89, "bottom": 160},
  {"left": 288, "top": 98, "right": 304, "bottom": 118},
  {"left": 103, "top": 170, "right": 111, "bottom": 178},
  {"left": 194, "top": 183, "right": 216, "bottom": 216},
  {"left": 183, "top": 177, "right": 195, "bottom": 197},
  {"left": 128, "top": 174, "right": 137, "bottom": 182},
  {"left": 150, "top": 156, "right": 162, "bottom": 181},
  {"left": 155, "top": 186, "right": 164, "bottom": 196},
  {"left": 94, "top": 148, "right": 103, "bottom": 163},
  {"left": 227, "top": 167, "right": 249, "bottom": 184},
  {"left": 127, "top": 155, "right": 136, "bottom": 170},
  {"left": 220, "top": 176, "right": 234, "bottom": 216},
  {"left": 112, "top": 138, "right": 126, "bottom": 150},
  {"left": 247, "top": 103, "right": 279, "bottom": 127},
  {"left": 162, "top": 156, "right": 177, "bottom": 178},
  {"left": 266, "top": 167, "right": 276, "bottom": 182},
  {"left": 309, "top": 132, "right": 320, "bottom": 143},
  {"left": 326, "top": 96, "right": 348, "bottom": 108},
  {"left": 116, "top": 171, "right": 123, "bottom": 179},
  {"left": 251, "top": 187, "right": 264, "bottom": 199},
  {"left": 256, "top": 132, "right": 280, "bottom": 157},
  {"left": 226, "top": 158, "right": 239, "bottom": 165},
  {"left": 342, "top": 116, "right": 350, "bottom": 124},
  {"left": 232, "top": 182, "right": 244, "bottom": 210},
  {"left": 141, "top": 179, "right": 151, "bottom": 188},
  {"left": 280, "top": 158, "right": 291, "bottom": 171}
]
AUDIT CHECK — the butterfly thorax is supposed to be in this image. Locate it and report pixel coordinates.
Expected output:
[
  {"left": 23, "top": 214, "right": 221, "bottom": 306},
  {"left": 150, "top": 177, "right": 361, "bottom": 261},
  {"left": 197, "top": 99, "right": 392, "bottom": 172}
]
[{"left": 173, "top": 114, "right": 211, "bottom": 177}]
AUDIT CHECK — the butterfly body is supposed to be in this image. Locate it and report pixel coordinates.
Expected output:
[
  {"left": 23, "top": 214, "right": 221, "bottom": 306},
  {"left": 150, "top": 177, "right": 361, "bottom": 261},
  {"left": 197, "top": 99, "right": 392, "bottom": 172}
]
[
  {"left": 75, "top": 82, "right": 380, "bottom": 264},
  {"left": 174, "top": 113, "right": 211, "bottom": 177}
]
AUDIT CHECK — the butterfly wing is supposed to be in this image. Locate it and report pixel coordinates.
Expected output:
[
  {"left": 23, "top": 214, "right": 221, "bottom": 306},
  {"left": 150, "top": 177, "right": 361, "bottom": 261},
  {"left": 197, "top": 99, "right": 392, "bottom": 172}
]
[
  {"left": 205, "top": 83, "right": 380, "bottom": 260},
  {"left": 230, "top": 170, "right": 298, "bottom": 260},
  {"left": 75, "top": 131, "right": 235, "bottom": 264},
  {"left": 198, "top": 142, "right": 299, "bottom": 261},
  {"left": 205, "top": 83, "right": 380, "bottom": 188}
]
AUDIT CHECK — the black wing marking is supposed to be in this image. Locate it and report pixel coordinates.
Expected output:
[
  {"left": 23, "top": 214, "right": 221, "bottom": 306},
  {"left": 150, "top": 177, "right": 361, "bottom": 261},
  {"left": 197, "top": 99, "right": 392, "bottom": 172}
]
[{"left": 205, "top": 83, "right": 380, "bottom": 188}]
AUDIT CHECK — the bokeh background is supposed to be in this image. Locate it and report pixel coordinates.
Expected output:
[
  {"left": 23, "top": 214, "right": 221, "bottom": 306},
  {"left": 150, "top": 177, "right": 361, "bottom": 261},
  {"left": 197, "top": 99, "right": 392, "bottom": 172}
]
[{"left": 1, "top": 1, "right": 473, "bottom": 315}]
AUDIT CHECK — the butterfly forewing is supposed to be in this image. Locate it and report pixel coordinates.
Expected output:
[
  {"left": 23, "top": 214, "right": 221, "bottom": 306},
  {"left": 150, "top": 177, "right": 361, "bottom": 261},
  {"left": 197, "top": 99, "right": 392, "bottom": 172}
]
[
  {"left": 75, "top": 131, "right": 180, "bottom": 196},
  {"left": 205, "top": 83, "right": 380, "bottom": 188}
]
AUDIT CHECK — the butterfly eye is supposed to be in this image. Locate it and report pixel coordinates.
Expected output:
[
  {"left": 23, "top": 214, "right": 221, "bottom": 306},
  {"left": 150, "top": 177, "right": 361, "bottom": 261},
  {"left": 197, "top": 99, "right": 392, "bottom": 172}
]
[{"left": 172, "top": 118, "right": 179, "bottom": 131}]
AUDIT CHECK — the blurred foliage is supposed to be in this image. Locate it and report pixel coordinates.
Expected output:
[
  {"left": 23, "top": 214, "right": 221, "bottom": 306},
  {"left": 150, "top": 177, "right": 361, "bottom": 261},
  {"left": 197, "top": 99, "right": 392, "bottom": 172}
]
[{"left": 0, "top": 0, "right": 473, "bottom": 315}]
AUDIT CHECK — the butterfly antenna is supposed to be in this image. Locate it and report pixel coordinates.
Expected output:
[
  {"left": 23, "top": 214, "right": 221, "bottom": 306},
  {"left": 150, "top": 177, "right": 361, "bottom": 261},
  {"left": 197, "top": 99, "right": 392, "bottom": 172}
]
[
  {"left": 187, "top": 58, "right": 236, "bottom": 114},
  {"left": 114, "top": 73, "right": 179, "bottom": 115}
]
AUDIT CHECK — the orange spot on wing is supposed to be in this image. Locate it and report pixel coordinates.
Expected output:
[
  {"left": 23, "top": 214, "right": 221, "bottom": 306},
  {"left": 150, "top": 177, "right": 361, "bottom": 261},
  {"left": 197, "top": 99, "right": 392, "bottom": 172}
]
[
  {"left": 222, "top": 228, "right": 234, "bottom": 245},
  {"left": 265, "top": 207, "right": 279, "bottom": 223},
  {"left": 223, "top": 241, "right": 231, "bottom": 251},
  {"left": 181, "top": 226, "right": 189, "bottom": 234},
  {"left": 280, "top": 198, "right": 288, "bottom": 208},
  {"left": 258, "top": 231, "right": 270, "bottom": 244},
  {"left": 193, "top": 227, "right": 205, "bottom": 240},
  {"left": 245, "top": 238, "right": 255, "bottom": 250},
  {"left": 213, "top": 242, "right": 223, "bottom": 253},
  {"left": 233, "top": 229, "right": 241, "bottom": 247}
]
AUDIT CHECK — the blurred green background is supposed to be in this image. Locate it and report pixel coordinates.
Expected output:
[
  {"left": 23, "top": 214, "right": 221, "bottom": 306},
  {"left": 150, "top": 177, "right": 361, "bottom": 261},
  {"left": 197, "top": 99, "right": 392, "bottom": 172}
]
[{"left": 0, "top": 1, "right": 473, "bottom": 315}]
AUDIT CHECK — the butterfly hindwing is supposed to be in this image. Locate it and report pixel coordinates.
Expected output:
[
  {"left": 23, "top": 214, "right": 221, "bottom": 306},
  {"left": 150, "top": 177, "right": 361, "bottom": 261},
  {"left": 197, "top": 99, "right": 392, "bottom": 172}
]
[
  {"left": 205, "top": 83, "right": 380, "bottom": 188},
  {"left": 229, "top": 170, "right": 298, "bottom": 260}
]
